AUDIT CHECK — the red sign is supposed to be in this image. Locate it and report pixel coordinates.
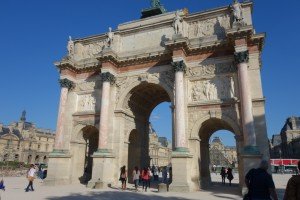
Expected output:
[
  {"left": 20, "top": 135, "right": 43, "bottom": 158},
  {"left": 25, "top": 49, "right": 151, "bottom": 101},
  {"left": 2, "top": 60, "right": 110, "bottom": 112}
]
[{"left": 270, "top": 159, "right": 299, "bottom": 166}]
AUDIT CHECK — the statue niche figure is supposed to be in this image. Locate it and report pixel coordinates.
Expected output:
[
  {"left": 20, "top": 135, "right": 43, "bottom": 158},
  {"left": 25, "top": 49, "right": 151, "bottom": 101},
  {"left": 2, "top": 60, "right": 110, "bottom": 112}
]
[
  {"left": 106, "top": 27, "right": 114, "bottom": 48},
  {"left": 173, "top": 11, "right": 183, "bottom": 35}
]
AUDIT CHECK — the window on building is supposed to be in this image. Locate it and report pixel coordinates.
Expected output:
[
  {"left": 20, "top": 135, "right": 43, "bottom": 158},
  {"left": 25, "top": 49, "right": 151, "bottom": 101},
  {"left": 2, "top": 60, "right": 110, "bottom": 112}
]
[{"left": 38, "top": 144, "right": 41, "bottom": 150}]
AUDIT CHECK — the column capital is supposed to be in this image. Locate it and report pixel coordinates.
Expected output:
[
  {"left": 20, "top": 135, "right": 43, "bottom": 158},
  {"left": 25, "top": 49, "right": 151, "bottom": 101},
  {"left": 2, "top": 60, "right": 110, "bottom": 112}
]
[
  {"left": 101, "top": 72, "right": 115, "bottom": 84},
  {"left": 59, "top": 78, "right": 74, "bottom": 90},
  {"left": 171, "top": 60, "right": 186, "bottom": 73},
  {"left": 234, "top": 50, "right": 249, "bottom": 64}
]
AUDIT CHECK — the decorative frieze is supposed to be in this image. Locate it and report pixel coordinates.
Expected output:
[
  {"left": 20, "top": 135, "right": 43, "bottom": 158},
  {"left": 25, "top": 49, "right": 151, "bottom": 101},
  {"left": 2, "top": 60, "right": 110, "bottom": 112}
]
[
  {"left": 101, "top": 72, "right": 116, "bottom": 84},
  {"left": 187, "top": 62, "right": 237, "bottom": 78},
  {"left": 188, "top": 15, "right": 230, "bottom": 39},
  {"left": 172, "top": 60, "right": 186, "bottom": 73},
  {"left": 59, "top": 78, "right": 74, "bottom": 90},
  {"left": 234, "top": 50, "right": 249, "bottom": 64}
]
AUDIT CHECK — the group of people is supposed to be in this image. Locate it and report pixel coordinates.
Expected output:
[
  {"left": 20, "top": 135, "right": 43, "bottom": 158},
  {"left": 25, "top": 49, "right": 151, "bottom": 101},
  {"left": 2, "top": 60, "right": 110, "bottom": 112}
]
[
  {"left": 220, "top": 167, "right": 234, "bottom": 186},
  {"left": 119, "top": 165, "right": 172, "bottom": 192}
]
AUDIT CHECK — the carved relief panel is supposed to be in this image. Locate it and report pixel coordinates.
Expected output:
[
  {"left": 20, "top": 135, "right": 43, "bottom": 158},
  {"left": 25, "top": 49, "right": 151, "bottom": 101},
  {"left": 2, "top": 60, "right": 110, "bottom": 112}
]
[
  {"left": 74, "top": 40, "right": 105, "bottom": 60},
  {"left": 188, "top": 15, "right": 230, "bottom": 39},
  {"left": 189, "top": 76, "right": 237, "bottom": 102},
  {"left": 77, "top": 94, "right": 98, "bottom": 112}
]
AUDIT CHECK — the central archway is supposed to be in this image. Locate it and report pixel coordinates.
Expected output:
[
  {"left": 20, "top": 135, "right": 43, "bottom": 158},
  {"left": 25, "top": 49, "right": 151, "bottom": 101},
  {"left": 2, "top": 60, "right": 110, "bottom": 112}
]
[{"left": 123, "top": 82, "right": 172, "bottom": 182}]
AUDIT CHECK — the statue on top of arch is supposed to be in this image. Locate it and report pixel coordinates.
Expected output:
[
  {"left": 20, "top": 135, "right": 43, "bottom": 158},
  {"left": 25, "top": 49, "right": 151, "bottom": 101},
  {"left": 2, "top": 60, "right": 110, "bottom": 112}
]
[
  {"left": 230, "top": 0, "right": 246, "bottom": 27},
  {"left": 151, "top": 0, "right": 161, "bottom": 8},
  {"left": 173, "top": 11, "right": 183, "bottom": 35},
  {"left": 106, "top": 27, "right": 114, "bottom": 48},
  {"left": 67, "top": 36, "right": 74, "bottom": 58}
]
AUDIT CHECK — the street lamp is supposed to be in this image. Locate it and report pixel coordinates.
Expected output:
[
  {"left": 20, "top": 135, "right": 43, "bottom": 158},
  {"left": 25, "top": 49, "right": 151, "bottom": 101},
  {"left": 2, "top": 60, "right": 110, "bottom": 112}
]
[{"left": 279, "top": 149, "right": 283, "bottom": 174}]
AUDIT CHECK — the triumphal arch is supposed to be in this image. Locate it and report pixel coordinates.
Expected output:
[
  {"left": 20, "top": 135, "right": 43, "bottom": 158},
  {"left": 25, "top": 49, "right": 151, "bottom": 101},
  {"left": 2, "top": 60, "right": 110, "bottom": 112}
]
[{"left": 46, "top": 0, "right": 270, "bottom": 192}]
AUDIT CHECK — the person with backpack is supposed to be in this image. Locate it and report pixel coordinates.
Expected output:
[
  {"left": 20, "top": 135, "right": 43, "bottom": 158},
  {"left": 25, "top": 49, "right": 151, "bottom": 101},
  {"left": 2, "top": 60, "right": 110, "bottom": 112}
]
[{"left": 244, "top": 160, "right": 278, "bottom": 200}]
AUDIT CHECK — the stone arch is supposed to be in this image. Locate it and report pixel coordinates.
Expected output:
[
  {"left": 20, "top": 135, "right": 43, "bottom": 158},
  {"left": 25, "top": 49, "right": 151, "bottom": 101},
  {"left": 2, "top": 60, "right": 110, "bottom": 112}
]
[
  {"left": 192, "top": 114, "right": 243, "bottom": 189},
  {"left": 116, "top": 77, "right": 174, "bottom": 110},
  {"left": 70, "top": 124, "right": 99, "bottom": 184},
  {"left": 190, "top": 113, "right": 241, "bottom": 140}
]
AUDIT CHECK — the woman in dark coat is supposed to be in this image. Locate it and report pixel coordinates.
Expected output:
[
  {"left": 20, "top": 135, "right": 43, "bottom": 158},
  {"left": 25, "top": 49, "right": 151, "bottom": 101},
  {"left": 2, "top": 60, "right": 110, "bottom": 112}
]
[{"left": 227, "top": 167, "right": 234, "bottom": 186}]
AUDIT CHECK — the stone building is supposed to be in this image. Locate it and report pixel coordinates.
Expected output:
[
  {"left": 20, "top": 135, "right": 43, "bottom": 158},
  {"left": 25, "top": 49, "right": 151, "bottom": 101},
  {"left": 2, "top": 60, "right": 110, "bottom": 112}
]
[
  {"left": 0, "top": 111, "right": 55, "bottom": 164},
  {"left": 270, "top": 116, "right": 300, "bottom": 159},
  {"left": 149, "top": 123, "right": 172, "bottom": 167},
  {"left": 209, "top": 137, "right": 237, "bottom": 167},
  {"left": 46, "top": 0, "right": 269, "bottom": 192}
]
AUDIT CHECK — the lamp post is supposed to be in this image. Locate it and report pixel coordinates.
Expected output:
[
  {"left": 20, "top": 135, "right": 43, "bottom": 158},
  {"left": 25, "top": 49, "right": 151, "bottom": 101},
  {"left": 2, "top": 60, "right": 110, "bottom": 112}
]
[{"left": 279, "top": 149, "right": 283, "bottom": 174}]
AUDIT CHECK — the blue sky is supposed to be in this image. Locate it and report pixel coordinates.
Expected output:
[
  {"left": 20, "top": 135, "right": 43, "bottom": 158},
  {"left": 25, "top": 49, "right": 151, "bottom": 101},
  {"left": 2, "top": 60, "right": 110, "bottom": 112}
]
[{"left": 0, "top": 1, "right": 299, "bottom": 146}]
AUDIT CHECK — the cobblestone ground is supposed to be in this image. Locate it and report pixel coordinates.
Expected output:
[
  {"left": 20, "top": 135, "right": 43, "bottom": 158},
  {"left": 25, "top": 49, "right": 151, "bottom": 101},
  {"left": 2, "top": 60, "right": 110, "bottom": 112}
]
[{"left": 0, "top": 173, "right": 291, "bottom": 200}]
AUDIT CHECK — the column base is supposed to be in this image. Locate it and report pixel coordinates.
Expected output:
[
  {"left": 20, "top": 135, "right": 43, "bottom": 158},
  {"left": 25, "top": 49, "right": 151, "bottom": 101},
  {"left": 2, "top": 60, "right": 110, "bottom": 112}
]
[
  {"left": 241, "top": 153, "right": 263, "bottom": 196},
  {"left": 87, "top": 151, "right": 115, "bottom": 189},
  {"left": 169, "top": 151, "right": 193, "bottom": 192},
  {"left": 44, "top": 151, "right": 72, "bottom": 186}
]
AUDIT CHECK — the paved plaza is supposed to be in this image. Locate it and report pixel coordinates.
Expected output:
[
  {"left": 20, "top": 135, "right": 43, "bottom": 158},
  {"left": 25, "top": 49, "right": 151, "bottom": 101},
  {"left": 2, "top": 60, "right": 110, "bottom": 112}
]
[{"left": 0, "top": 173, "right": 290, "bottom": 200}]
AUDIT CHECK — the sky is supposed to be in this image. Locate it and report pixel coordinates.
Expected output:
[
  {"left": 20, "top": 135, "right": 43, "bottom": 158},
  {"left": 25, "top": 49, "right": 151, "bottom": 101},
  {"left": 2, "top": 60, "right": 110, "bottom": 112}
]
[{"left": 0, "top": 0, "right": 299, "bottom": 146}]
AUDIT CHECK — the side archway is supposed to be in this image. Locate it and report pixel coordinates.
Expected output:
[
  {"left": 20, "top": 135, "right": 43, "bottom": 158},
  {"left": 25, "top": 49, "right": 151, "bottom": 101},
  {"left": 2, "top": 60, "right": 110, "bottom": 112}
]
[{"left": 190, "top": 114, "right": 243, "bottom": 188}]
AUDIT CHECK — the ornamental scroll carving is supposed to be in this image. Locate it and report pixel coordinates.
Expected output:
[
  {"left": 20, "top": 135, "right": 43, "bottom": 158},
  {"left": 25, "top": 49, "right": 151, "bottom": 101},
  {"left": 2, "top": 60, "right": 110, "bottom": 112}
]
[
  {"left": 188, "top": 15, "right": 230, "bottom": 38},
  {"left": 77, "top": 94, "right": 97, "bottom": 112},
  {"left": 187, "top": 63, "right": 237, "bottom": 78},
  {"left": 190, "top": 76, "right": 236, "bottom": 102}
]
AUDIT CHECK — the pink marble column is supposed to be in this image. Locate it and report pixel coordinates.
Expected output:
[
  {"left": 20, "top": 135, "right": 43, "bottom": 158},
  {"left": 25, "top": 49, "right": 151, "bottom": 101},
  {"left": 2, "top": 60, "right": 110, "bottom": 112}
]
[
  {"left": 235, "top": 50, "right": 257, "bottom": 148},
  {"left": 54, "top": 78, "right": 74, "bottom": 151},
  {"left": 172, "top": 60, "right": 187, "bottom": 151},
  {"left": 98, "top": 72, "right": 115, "bottom": 152}
]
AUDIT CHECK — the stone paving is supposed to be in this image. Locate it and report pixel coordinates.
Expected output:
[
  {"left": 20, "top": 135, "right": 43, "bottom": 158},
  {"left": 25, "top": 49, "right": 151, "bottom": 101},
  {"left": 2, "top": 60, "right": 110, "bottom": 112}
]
[{"left": 0, "top": 173, "right": 291, "bottom": 200}]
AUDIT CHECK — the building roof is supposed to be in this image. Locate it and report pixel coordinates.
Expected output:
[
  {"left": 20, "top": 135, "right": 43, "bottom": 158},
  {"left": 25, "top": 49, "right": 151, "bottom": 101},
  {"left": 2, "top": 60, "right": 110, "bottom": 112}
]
[
  {"left": 271, "top": 134, "right": 282, "bottom": 146},
  {"left": 0, "top": 127, "right": 23, "bottom": 140},
  {"left": 281, "top": 116, "right": 300, "bottom": 132}
]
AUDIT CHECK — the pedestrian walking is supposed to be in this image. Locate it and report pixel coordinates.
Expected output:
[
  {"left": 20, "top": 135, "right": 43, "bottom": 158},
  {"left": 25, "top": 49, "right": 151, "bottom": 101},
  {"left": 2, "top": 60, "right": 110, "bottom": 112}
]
[
  {"left": 0, "top": 178, "right": 5, "bottom": 191},
  {"left": 283, "top": 161, "right": 300, "bottom": 200},
  {"left": 154, "top": 165, "right": 159, "bottom": 181},
  {"left": 132, "top": 166, "right": 140, "bottom": 191},
  {"left": 227, "top": 167, "right": 234, "bottom": 186},
  {"left": 25, "top": 164, "right": 36, "bottom": 192},
  {"left": 147, "top": 167, "right": 152, "bottom": 188},
  {"left": 244, "top": 160, "right": 278, "bottom": 200},
  {"left": 119, "top": 165, "right": 127, "bottom": 190},
  {"left": 141, "top": 167, "right": 150, "bottom": 192},
  {"left": 220, "top": 167, "right": 226, "bottom": 185}
]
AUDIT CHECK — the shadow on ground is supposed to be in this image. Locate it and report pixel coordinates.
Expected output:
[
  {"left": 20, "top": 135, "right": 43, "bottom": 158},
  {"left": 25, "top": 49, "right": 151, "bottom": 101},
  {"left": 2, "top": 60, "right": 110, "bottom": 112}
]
[
  {"left": 205, "top": 182, "right": 241, "bottom": 199},
  {"left": 46, "top": 191, "right": 191, "bottom": 200}
]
